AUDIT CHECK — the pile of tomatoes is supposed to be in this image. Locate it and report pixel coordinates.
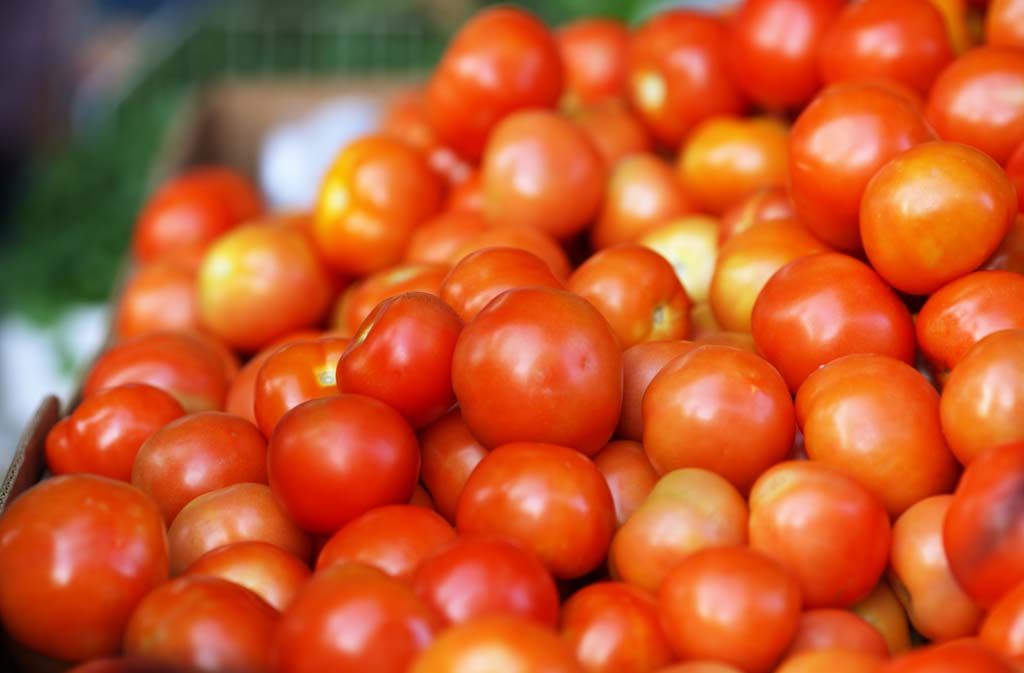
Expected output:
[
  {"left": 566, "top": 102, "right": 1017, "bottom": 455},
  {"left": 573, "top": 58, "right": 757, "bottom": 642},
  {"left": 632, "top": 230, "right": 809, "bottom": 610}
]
[{"left": 3, "top": 0, "right": 1024, "bottom": 671}]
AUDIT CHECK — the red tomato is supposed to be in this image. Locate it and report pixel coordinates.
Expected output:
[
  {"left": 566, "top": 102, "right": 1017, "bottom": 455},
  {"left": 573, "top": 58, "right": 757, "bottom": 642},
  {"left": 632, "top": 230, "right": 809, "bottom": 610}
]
[
  {"left": 272, "top": 563, "right": 440, "bottom": 673},
  {"left": 653, "top": 664, "right": 744, "bottom": 673},
  {"left": 65, "top": 658, "right": 192, "bottom": 673},
  {"left": 557, "top": 18, "right": 629, "bottom": 107},
  {"left": 183, "top": 540, "right": 310, "bottom": 611},
  {"left": 643, "top": 345, "right": 794, "bottom": 494},
  {"left": 862, "top": 141, "right": 1017, "bottom": 295},
  {"left": 380, "top": 90, "right": 471, "bottom": 186},
  {"left": 455, "top": 224, "right": 572, "bottom": 280},
  {"left": 751, "top": 252, "right": 916, "bottom": 392},
  {"left": 570, "top": 102, "right": 652, "bottom": 169},
  {"left": 115, "top": 259, "right": 200, "bottom": 340},
  {"left": 592, "top": 440, "right": 658, "bottom": 526},
  {"left": 267, "top": 394, "right": 420, "bottom": 535},
  {"left": 627, "top": 10, "right": 745, "bottom": 149},
  {"left": 451, "top": 288, "right": 622, "bottom": 455},
  {"left": 424, "top": 6, "right": 563, "bottom": 160},
  {"left": 446, "top": 170, "right": 483, "bottom": 214},
  {"left": 404, "top": 211, "right": 489, "bottom": 266},
  {"left": 123, "top": 575, "right": 277, "bottom": 673},
  {"left": 45, "top": 383, "right": 184, "bottom": 482},
  {"left": 980, "top": 580, "right": 1024, "bottom": 662},
  {"left": 561, "top": 581, "right": 674, "bottom": 673},
  {"left": 417, "top": 408, "right": 488, "bottom": 523},
  {"left": 777, "top": 651, "right": 883, "bottom": 673},
  {"left": 440, "top": 247, "right": 564, "bottom": 324},
  {"left": 1007, "top": 141, "right": 1024, "bottom": 213},
  {"left": 316, "top": 505, "right": 455, "bottom": 582},
  {"left": 412, "top": 535, "right": 558, "bottom": 626},
  {"left": 0, "top": 475, "right": 168, "bottom": 661},
  {"left": 852, "top": 583, "right": 913, "bottom": 656},
  {"left": 167, "top": 482, "right": 312, "bottom": 574},
  {"left": 719, "top": 186, "right": 796, "bottom": 244},
  {"left": 131, "top": 411, "right": 267, "bottom": 524},
  {"left": 785, "top": 610, "right": 890, "bottom": 658},
  {"left": 878, "top": 639, "right": 1015, "bottom": 673},
  {"left": 658, "top": 546, "right": 802, "bottom": 673},
  {"left": 617, "top": 340, "right": 696, "bottom": 442},
  {"left": 749, "top": 461, "right": 891, "bottom": 608},
  {"left": 332, "top": 263, "right": 449, "bottom": 336},
  {"left": 456, "top": 442, "right": 616, "bottom": 579},
  {"left": 985, "top": 214, "right": 1024, "bottom": 273},
  {"left": 987, "top": 0, "right": 1024, "bottom": 47}
]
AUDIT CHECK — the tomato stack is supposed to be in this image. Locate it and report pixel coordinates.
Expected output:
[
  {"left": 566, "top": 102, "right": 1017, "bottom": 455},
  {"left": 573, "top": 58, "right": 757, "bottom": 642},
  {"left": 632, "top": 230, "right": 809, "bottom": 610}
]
[{"left": 3, "top": 1, "right": 1024, "bottom": 672}]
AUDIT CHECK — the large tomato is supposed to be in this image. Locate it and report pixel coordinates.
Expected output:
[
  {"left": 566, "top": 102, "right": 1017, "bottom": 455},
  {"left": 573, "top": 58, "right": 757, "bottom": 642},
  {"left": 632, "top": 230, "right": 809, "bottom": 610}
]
[
  {"left": 440, "top": 247, "right": 564, "bottom": 324},
  {"left": 556, "top": 18, "right": 629, "bottom": 107},
  {"left": 183, "top": 540, "right": 310, "bottom": 612}
]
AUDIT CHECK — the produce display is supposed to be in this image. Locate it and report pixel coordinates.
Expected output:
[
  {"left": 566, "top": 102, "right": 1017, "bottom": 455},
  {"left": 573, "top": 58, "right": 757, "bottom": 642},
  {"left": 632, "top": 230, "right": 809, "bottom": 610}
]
[{"left": 3, "top": 0, "right": 1024, "bottom": 671}]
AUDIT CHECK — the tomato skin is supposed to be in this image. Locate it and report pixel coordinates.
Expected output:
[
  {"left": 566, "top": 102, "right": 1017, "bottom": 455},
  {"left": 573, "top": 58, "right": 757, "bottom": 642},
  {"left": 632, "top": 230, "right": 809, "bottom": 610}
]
[
  {"left": 115, "top": 259, "right": 200, "bottom": 340},
  {"left": 0, "top": 475, "right": 169, "bottom": 661},
  {"left": 332, "top": 263, "right": 449, "bottom": 336},
  {"left": 253, "top": 337, "right": 349, "bottom": 437},
  {"left": 123, "top": 575, "right": 277, "bottom": 673},
  {"left": 267, "top": 394, "right": 420, "bottom": 536},
  {"left": 926, "top": 46, "right": 1024, "bottom": 164},
  {"left": 640, "top": 216, "right": 721, "bottom": 305},
  {"left": 557, "top": 18, "right": 629, "bottom": 107},
  {"left": 405, "top": 211, "right": 489, "bottom": 267},
  {"left": 571, "top": 102, "right": 652, "bottom": 169},
  {"left": 316, "top": 505, "right": 455, "bottom": 582},
  {"left": 785, "top": 610, "right": 889, "bottom": 658},
  {"left": 980, "top": 581, "right": 1024, "bottom": 662},
  {"left": 627, "top": 11, "right": 745, "bottom": 149},
  {"left": 451, "top": 287, "right": 622, "bottom": 456},
  {"left": 658, "top": 546, "right": 802, "bottom": 673},
  {"left": 424, "top": 6, "right": 563, "bottom": 161},
  {"left": 455, "top": 224, "right": 572, "bottom": 281},
  {"left": 183, "top": 540, "right": 310, "bottom": 612},
  {"left": 877, "top": 639, "right": 1015, "bottom": 673},
  {"left": 456, "top": 442, "right": 616, "bottom": 579},
  {"left": 223, "top": 330, "right": 323, "bottom": 425},
  {"left": 418, "top": 409, "right": 488, "bottom": 523},
  {"left": 749, "top": 461, "right": 891, "bottom": 608},
  {"left": 592, "top": 440, "right": 658, "bottom": 527},
  {"left": 987, "top": 0, "right": 1024, "bottom": 47},
  {"left": 1007, "top": 141, "right": 1024, "bottom": 213},
  {"left": 617, "top": 340, "right": 696, "bottom": 442},
  {"left": 776, "top": 650, "right": 884, "bottom": 673},
  {"left": 719, "top": 186, "right": 796, "bottom": 244},
  {"left": 653, "top": 664, "right": 744, "bottom": 673},
  {"left": 45, "top": 383, "right": 184, "bottom": 482},
  {"left": 412, "top": 535, "right": 558, "bottom": 626},
  {"left": 852, "top": 582, "right": 913, "bottom": 656},
  {"left": 272, "top": 563, "right": 440, "bottom": 673},
  {"left": 751, "top": 252, "right": 916, "bottom": 393},
  {"left": 561, "top": 581, "right": 674, "bottom": 673},
  {"left": 65, "top": 657, "right": 195, "bottom": 673},
  {"left": 642, "top": 345, "right": 795, "bottom": 494},
  {"left": 131, "top": 411, "right": 268, "bottom": 525}
]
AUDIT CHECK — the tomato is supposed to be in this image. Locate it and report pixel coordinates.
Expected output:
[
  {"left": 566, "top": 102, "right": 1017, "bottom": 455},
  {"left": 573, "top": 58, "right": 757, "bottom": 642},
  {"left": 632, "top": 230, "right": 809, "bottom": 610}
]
[
  {"left": 985, "top": 215, "right": 1024, "bottom": 273},
  {"left": 617, "top": 340, "right": 696, "bottom": 442},
  {"left": 418, "top": 408, "right": 488, "bottom": 523},
  {"left": 1007, "top": 141, "right": 1024, "bottom": 213},
  {"left": 45, "top": 383, "right": 183, "bottom": 482},
  {"left": 609, "top": 468, "right": 748, "bottom": 592},
  {"left": 0, "top": 475, "right": 168, "bottom": 661},
  {"left": 115, "top": 259, "right": 200, "bottom": 340},
  {"left": 568, "top": 245, "right": 691, "bottom": 349},
  {"left": 719, "top": 186, "right": 796, "bottom": 244},
  {"left": 788, "top": 81, "right": 935, "bottom": 251},
  {"left": 941, "top": 329, "right": 1024, "bottom": 465},
  {"left": 123, "top": 575, "right": 277, "bottom": 673},
  {"left": 446, "top": 170, "right": 483, "bottom": 214},
  {"left": 749, "top": 461, "right": 891, "bottom": 608},
  {"left": 425, "top": 5, "right": 562, "bottom": 159},
  {"left": 133, "top": 166, "right": 262, "bottom": 264},
  {"left": 658, "top": 546, "right": 801, "bottom": 673},
  {"left": 980, "top": 580, "right": 1024, "bottom": 662},
  {"left": 313, "top": 136, "right": 443, "bottom": 276},
  {"left": 627, "top": 10, "right": 744, "bottom": 149},
  {"left": 878, "top": 639, "right": 1015, "bottom": 673},
  {"left": 709, "top": 220, "right": 829, "bottom": 333},
  {"left": 183, "top": 541, "right": 310, "bottom": 611},
  {"left": 456, "top": 442, "right": 616, "bottom": 579},
  {"left": 167, "top": 482, "right": 311, "bottom": 574},
  {"left": 593, "top": 154, "right": 696, "bottom": 250},
  {"left": 652, "top": 664, "right": 743, "bottom": 673},
  {"left": 592, "top": 440, "right": 658, "bottom": 527},
  {"left": 223, "top": 330, "right": 322, "bottom": 425},
  {"left": 556, "top": 18, "right": 629, "bottom": 107},
  {"left": 561, "top": 581, "right": 674, "bottom": 673},
  {"left": 65, "top": 658, "right": 190, "bottom": 673},
  {"left": 272, "top": 563, "right": 440, "bottom": 673},
  {"left": 83, "top": 331, "right": 232, "bottom": 412},
  {"left": 451, "top": 288, "right": 622, "bottom": 455},
  {"left": 482, "top": 110, "right": 604, "bottom": 241},
  {"left": 643, "top": 345, "right": 794, "bottom": 493},
  {"left": 412, "top": 535, "right": 558, "bottom": 626},
  {"left": 570, "top": 102, "right": 652, "bottom": 169},
  {"left": 852, "top": 582, "right": 913, "bottom": 656},
  {"left": 796, "top": 354, "right": 959, "bottom": 516},
  {"left": 987, "top": 0, "right": 1024, "bottom": 47},
  {"left": 785, "top": 610, "right": 889, "bottom": 658},
  {"left": 380, "top": 90, "right": 471, "bottom": 186},
  {"left": 727, "top": 0, "right": 845, "bottom": 109},
  {"left": 409, "top": 484, "right": 436, "bottom": 510},
  {"left": 861, "top": 141, "right": 1017, "bottom": 295},
  {"left": 332, "top": 263, "right": 449, "bottom": 336},
  {"left": 777, "top": 651, "right": 884, "bottom": 673},
  {"left": 267, "top": 395, "right": 420, "bottom": 536},
  {"left": 404, "top": 211, "right": 489, "bottom": 266},
  {"left": 639, "top": 216, "right": 721, "bottom": 305},
  {"left": 440, "top": 247, "right": 564, "bottom": 324},
  {"left": 408, "top": 615, "right": 581, "bottom": 673},
  {"left": 926, "top": 46, "right": 1024, "bottom": 164},
  {"left": 316, "top": 505, "right": 455, "bottom": 582},
  {"left": 455, "top": 224, "right": 572, "bottom": 280}
]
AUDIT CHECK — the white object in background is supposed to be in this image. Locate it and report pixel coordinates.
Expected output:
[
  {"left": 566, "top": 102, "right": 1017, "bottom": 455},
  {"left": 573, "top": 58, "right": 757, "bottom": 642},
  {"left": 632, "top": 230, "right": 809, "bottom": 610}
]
[{"left": 259, "top": 95, "right": 382, "bottom": 211}]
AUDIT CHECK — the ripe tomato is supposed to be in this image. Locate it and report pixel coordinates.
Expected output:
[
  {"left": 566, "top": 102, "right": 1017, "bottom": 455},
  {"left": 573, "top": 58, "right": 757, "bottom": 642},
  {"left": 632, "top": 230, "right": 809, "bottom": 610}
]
[
  {"left": 316, "top": 505, "right": 455, "bottom": 582},
  {"left": 749, "top": 461, "right": 891, "bottom": 608},
  {"left": 123, "top": 575, "right": 277, "bottom": 673},
  {"left": 272, "top": 563, "right": 440, "bottom": 673},
  {"left": 45, "top": 383, "right": 184, "bottom": 482},
  {"left": 440, "top": 247, "right": 564, "bottom": 324},
  {"left": 456, "top": 442, "right": 616, "bottom": 579},
  {"left": 380, "top": 90, "right": 471, "bottom": 186},
  {"left": 651, "top": 664, "right": 744, "bottom": 673},
  {"left": 861, "top": 141, "right": 1017, "bottom": 295},
  {"left": 751, "top": 252, "right": 916, "bottom": 392},
  {"left": 313, "top": 136, "right": 443, "bottom": 276},
  {"left": 987, "top": 0, "right": 1024, "bottom": 47},
  {"left": 115, "top": 259, "right": 200, "bottom": 340},
  {"left": 417, "top": 408, "right": 488, "bottom": 523},
  {"left": 167, "top": 482, "right": 312, "bottom": 574},
  {"left": 133, "top": 166, "right": 262, "bottom": 264},
  {"left": 926, "top": 46, "right": 1024, "bottom": 164},
  {"left": 570, "top": 101, "right": 652, "bottom": 169},
  {"left": 852, "top": 582, "right": 913, "bottom": 656},
  {"left": 627, "top": 10, "right": 744, "bottom": 149},
  {"left": 785, "top": 610, "right": 890, "bottom": 658},
  {"left": 446, "top": 170, "right": 483, "bottom": 214},
  {"left": 609, "top": 468, "right": 748, "bottom": 592},
  {"left": 223, "top": 329, "right": 322, "bottom": 425},
  {"left": 412, "top": 535, "right": 558, "bottom": 626},
  {"left": 617, "top": 340, "right": 696, "bottom": 442},
  {"left": 639, "top": 215, "right": 721, "bottom": 304},
  {"left": 727, "top": 0, "right": 845, "bottom": 109},
  {"left": 1007, "top": 141, "right": 1024, "bottom": 213},
  {"left": 561, "top": 581, "right": 674, "bottom": 673},
  {"left": 404, "top": 211, "right": 489, "bottom": 266},
  {"left": 455, "top": 224, "right": 571, "bottom": 280},
  {"left": 556, "top": 18, "right": 629, "bottom": 107},
  {"left": 183, "top": 541, "right": 310, "bottom": 611},
  {"left": 643, "top": 345, "right": 794, "bottom": 493},
  {"left": 719, "top": 186, "right": 796, "bottom": 244},
  {"left": 451, "top": 288, "right": 622, "bottom": 455},
  {"left": 877, "top": 639, "right": 1015, "bottom": 673},
  {"left": 980, "top": 580, "right": 1024, "bottom": 662},
  {"left": 658, "top": 546, "right": 802, "bottom": 673},
  {"left": 592, "top": 440, "right": 658, "bottom": 526},
  {"left": 985, "top": 215, "right": 1024, "bottom": 274},
  {"left": 332, "top": 263, "right": 448, "bottom": 336},
  {"left": 0, "top": 475, "right": 168, "bottom": 661},
  {"left": 65, "top": 657, "right": 188, "bottom": 673},
  {"left": 788, "top": 81, "right": 935, "bottom": 251}
]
